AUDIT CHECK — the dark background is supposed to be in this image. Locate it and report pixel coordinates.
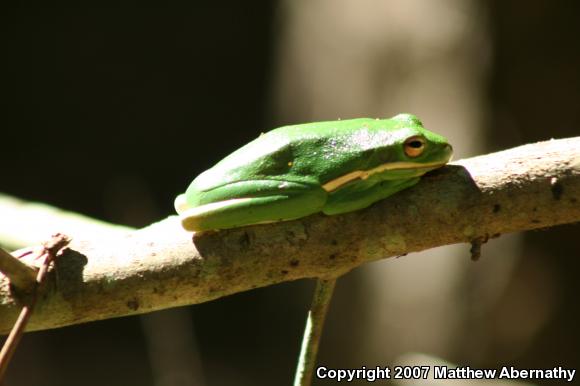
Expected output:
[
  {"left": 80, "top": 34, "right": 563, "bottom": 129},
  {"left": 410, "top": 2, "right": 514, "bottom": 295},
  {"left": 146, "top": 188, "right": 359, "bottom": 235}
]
[{"left": 1, "top": 2, "right": 579, "bottom": 385}]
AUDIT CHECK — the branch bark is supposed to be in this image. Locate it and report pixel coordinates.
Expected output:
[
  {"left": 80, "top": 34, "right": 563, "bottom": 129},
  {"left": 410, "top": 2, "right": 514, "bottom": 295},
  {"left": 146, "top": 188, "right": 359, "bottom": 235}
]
[{"left": 0, "top": 137, "right": 579, "bottom": 334}]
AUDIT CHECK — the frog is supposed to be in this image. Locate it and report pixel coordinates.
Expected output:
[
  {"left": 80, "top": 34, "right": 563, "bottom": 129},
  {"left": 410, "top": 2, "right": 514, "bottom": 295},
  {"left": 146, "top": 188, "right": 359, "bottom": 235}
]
[{"left": 175, "top": 113, "right": 452, "bottom": 232}]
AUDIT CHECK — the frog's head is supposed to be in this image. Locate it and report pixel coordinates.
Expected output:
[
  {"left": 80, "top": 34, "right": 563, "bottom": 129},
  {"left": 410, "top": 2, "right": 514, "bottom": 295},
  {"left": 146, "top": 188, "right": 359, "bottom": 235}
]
[{"left": 372, "top": 113, "right": 453, "bottom": 180}]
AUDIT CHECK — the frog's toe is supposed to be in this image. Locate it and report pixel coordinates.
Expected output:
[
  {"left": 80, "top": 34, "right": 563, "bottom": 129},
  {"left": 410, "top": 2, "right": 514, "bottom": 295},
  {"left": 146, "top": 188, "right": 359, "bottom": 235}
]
[{"left": 174, "top": 194, "right": 189, "bottom": 214}]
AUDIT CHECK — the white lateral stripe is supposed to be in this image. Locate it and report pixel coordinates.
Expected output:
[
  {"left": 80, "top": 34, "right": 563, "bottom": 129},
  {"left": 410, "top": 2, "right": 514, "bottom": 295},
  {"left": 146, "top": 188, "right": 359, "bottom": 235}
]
[
  {"left": 179, "top": 197, "right": 255, "bottom": 219},
  {"left": 322, "top": 171, "right": 366, "bottom": 192},
  {"left": 322, "top": 160, "right": 446, "bottom": 192}
]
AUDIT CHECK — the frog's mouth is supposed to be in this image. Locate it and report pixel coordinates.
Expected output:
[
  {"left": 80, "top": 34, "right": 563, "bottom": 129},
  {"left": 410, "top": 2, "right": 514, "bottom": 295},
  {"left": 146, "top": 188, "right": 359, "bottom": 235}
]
[{"left": 322, "top": 160, "right": 449, "bottom": 192}]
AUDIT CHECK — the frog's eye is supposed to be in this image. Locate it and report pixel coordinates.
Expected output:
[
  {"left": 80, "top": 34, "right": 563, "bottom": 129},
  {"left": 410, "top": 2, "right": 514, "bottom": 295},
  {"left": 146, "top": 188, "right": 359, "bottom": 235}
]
[{"left": 404, "top": 136, "right": 426, "bottom": 157}]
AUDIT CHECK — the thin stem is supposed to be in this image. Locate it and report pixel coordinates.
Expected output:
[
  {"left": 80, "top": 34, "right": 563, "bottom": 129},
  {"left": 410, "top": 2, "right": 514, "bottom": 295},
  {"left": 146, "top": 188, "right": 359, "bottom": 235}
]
[
  {"left": 0, "top": 233, "right": 70, "bottom": 382},
  {"left": 0, "top": 252, "right": 50, "bottom": 380},
  {"left": 293, "top": 278, "right": 337, "bottom": 386}
]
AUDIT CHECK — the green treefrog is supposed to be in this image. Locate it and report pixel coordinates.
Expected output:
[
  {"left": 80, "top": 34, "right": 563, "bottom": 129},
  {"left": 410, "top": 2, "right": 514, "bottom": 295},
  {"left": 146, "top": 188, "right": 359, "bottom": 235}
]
[{"left": 175, "top": 114, "right": 452, "bottom": 232}]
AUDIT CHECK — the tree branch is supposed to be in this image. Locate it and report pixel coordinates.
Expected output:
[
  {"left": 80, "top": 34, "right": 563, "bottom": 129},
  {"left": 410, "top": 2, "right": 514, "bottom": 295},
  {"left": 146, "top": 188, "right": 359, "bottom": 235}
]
[{"left": 0, "top": 137, "right": 578, "bottom": 334}]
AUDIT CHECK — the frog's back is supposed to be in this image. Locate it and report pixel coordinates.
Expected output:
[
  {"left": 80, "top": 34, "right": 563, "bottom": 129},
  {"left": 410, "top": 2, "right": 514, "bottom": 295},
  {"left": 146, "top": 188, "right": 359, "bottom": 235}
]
[{"left": 189, "top": 118, "right": 389, "bottom": 193}]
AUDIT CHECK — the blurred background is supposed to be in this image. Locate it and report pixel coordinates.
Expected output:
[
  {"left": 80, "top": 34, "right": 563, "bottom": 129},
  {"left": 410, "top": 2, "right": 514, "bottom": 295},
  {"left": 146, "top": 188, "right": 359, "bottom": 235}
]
[{"left": 1, "top": 1, "right": 579, "bottom": 385}]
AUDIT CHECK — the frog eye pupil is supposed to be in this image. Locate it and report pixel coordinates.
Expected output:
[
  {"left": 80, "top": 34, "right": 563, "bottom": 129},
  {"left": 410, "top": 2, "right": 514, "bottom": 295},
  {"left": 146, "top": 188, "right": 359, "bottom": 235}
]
[
  {"left": 408, "top": 140, "right": 423, "bottom": 148},
  {"left": 404, "top": 136, "right": 425, "bottom": 157}
]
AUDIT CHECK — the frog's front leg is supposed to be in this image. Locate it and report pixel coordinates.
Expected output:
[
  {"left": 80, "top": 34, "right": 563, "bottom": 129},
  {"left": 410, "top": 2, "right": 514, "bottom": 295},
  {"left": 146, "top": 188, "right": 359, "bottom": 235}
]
[
  {"left": 176, "top": 180, "right": 328, "bottom": 232},
  {"left": 322, "top": 177, "right": 420, "bottom": 215}
]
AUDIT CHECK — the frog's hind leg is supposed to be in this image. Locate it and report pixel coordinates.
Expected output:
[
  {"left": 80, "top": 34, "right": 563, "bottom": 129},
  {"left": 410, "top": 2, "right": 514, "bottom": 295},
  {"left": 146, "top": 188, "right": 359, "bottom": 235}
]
[{"left": 179, "top": 181, "right": 327, "bottom": 232}]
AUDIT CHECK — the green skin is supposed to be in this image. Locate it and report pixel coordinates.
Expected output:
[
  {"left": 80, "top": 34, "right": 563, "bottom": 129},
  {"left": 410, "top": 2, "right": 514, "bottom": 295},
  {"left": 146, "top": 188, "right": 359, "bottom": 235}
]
[{"left": 175, "top": 114, "right": 452, "bottom": 232}]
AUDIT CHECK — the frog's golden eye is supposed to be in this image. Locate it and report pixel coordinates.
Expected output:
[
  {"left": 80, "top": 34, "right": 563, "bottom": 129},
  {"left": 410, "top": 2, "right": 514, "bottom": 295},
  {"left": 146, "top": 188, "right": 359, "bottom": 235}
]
[{"left": 404, "top": 136, "right": 426, "bottom": 157}]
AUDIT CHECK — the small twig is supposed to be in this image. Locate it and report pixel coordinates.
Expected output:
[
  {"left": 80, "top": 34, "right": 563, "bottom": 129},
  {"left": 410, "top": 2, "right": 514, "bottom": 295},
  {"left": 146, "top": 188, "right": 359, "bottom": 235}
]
[
  {"left": 0, "top": 248, "right": 37, "bottom": 291},
  {"left": 294, "top": 278, "right": 337, "bottom": 386},
  {"left": 470, "top": 235, "right": 489, "bottom": 261},
  {"left": 0, "top": 233, "right": 70, "bottom": 382}
]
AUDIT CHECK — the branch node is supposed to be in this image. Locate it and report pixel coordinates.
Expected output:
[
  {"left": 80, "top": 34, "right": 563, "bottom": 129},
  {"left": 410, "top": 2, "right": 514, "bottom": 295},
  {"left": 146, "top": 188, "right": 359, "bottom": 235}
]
[{"left": 42, "top": 233, "right": 71, "bottom": 257}]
